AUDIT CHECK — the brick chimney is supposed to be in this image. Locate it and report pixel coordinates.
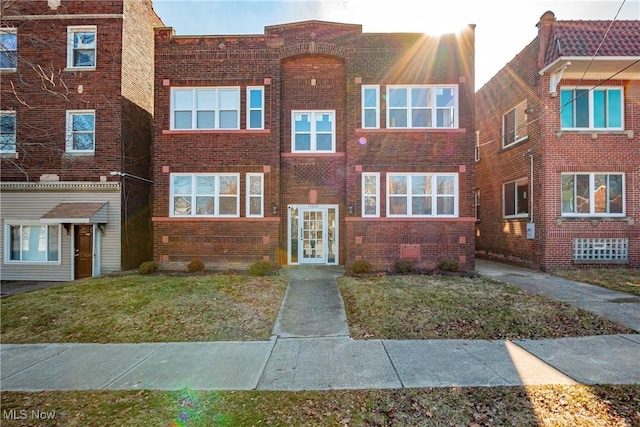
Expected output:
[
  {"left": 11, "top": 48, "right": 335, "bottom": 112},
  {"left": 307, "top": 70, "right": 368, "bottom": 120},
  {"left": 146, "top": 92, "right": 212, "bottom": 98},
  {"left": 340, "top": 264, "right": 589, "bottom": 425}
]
[{"left": 536, "top": 11, "right": 555, "bottom": 69}]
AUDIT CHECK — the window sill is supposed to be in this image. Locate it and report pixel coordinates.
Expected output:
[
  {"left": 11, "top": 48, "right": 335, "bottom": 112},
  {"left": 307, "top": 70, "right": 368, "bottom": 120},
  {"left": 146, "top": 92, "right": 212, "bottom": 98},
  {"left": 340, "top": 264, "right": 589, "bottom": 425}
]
[
  {"left": 556, "top": 216, "right": 633, "bottom": 225},
  {"left": 63, "top": 152, "right": 95, "bottom": 159},
  {"left": 0, "top": 68, "right": 17, "bottom": 73},
  {"left": 555, "top": 130, "right": 633, "bottom": 139},
  {"left": 356, "top": 128, "right": 465, "bottom": 133},
  {"left": 1, "top": 152, "right": 18, "bottom": 159},
  {"left": 163, "top": 129, "right": 270, "bottom": 135},
  {"left": 573, "top": 259, "right": 628, "bottom": 265},
  {"left": 64, "top": 67, "right": 96, "bottom": 72},
  {"left": 500, "top": 136, "right": 530, "bottom": 152},
  {"left": 501, "top": 216, "right": 529, "bottom": 221}
]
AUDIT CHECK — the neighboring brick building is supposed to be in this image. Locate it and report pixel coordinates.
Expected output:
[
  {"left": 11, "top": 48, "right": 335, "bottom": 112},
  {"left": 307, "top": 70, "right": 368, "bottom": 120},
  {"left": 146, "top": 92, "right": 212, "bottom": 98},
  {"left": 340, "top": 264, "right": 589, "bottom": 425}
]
[
  {"left": 0, "top": 0, "right": 163, "bottom": 281},
  {"left": 475, "top": 11, "right": 640, "bottom": 270},
  {"left": 153, "top": 20, "right": 476, "bottom": 271}
]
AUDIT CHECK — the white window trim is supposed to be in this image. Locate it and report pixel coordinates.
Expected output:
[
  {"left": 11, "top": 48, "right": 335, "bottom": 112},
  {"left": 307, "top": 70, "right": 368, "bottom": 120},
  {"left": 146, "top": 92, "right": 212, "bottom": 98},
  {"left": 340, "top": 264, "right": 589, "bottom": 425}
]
[
  {"left": 170, "top": 173, "right": 240, "bottom": 218},
  {"left": 246, "top": 173, "right": 264, "bottom": 217},
  {"left": 386, "top": 173, "right": 459, "bottom": 218},
  {"left": 1, "top": 110, "right": 16, "bottom": 153},
  {"left": 362, "top": 172, "right": 380, "bottom": 217},
  {"left": 0, "top": 27, "right": 17, "bottom": 71},
  {"left": 560, "top": 86, "right": 624, "bottom": 131},
  {"left": 66, "top": 25, "right": 96, "bottom": 69},
  {"left": 4, "top": 221, "right": 62, "bottom": 264},
  {"left": 503, "top": 177, "right": 529, "bottom": 219},
  {"left": 246, "top": 86, "right": 264, "bottom": 130},
  {"left": 561, "top": 172, "right": 626, "bottom": 217},
  {"left": 170, "top": 87, "right": 241, "bottom": 130},
  {"left": 502, "top": 100, "right": 528, "bottom": 148},
  {"left": 475, "top": 130, "right": 480, "bottom": 162},
  {"left": 291, "top": 110, "right": 336, "bottom": 153},
  {"left": 386, "top": 85, "right": 459, "bottom": 129},
  {"left": 65, "top": 110, "right": 95, "bottom": 154},
  {"left": 361, "top": 85, "right": 380, "bottom": 129}
]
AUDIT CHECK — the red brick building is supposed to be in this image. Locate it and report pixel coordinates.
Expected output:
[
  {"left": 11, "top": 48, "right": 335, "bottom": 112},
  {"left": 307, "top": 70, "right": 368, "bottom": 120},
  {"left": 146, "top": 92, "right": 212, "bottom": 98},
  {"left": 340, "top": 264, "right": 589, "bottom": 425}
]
[
  {"left": 153, "top": 20, "right": 476, "bottom": 271},
  {"left": 0, "top": 0, "right": 162, "bottom": 281},
  {"left": 475, "top": 11, "right": 640, "bottom": 270}
]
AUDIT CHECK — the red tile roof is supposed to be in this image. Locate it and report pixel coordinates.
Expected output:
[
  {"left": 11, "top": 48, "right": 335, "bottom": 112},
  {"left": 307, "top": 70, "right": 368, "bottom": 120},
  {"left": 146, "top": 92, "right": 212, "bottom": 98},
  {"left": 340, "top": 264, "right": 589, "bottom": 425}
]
[{"left": 544, "top": 20, "right": 640, "bottom": 66}]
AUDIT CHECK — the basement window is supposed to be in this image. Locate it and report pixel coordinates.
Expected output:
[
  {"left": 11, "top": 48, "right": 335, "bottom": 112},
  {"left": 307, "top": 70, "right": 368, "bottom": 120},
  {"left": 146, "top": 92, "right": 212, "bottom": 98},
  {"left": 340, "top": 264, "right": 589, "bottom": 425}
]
[{"left": 573, "top": 238, "right": 628, "bottom": 262}]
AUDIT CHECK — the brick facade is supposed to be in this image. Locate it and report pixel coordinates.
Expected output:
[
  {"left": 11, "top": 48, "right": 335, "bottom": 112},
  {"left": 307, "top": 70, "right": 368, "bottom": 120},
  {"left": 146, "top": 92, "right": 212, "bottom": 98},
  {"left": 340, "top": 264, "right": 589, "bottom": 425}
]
[{"left": 153, "top": 21, "right": 476, "bottom": 272}]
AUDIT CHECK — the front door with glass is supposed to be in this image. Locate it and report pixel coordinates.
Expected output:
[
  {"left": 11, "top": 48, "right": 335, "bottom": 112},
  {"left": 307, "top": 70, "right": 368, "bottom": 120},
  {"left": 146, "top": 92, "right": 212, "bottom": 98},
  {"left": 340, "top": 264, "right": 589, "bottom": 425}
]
[{"left": 288, "top": 205, "right": 338, "bottom": 265}]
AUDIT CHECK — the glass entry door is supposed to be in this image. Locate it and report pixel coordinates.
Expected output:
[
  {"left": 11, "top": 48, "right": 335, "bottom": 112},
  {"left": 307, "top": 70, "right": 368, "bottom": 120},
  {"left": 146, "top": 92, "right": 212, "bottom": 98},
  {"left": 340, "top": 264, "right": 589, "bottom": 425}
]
[{"left": 300, "top": 208, "right": 325, "bottom": 263}]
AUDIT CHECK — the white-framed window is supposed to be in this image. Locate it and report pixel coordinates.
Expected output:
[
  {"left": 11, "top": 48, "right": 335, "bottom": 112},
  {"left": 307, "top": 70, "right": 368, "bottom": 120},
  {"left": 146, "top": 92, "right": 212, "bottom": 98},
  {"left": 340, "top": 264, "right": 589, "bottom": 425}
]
[
  {"left": 362, "top": 85, "right": 380, "bottom": 129},
  {"left": 562, "top": 173, "right": 624, "bottom": 216},
  {"left": 560, "top": 87, "right": 623, "bottom": 130},
  {"left": 67, "top": 26, "right": 96, "bottom": 68},
  {"left": 1, "top": 110, "right": 16, "bottom": 153},
  {"left": 246, "top": 86, "right": 264, "bottom": 129},
  {"left": 474, "top": 189, "right": 480, "bottom": 221},
  {"left": 246, "top": 173, "right": 264, "bottom": 217},
  {"left": 475, "top": 130, "right": 480, "bottom": 162},
  {"left": 503, "top": 178, "right": 528, "bottom": 218},
  {"left": 292, "top": 111, "right": 335, "bottom": 153},
  {"left": 387, "top": 85, "right": 458, "bottom": 129},
  {"left": 5, "top": 222, "right": 60, "bottom": 263},
  {"left": 170, "top": 173, "right": 239, "bottom": 217},
  {"left": 387, "top": 173, "right": 458, "bottom": 217},
  {"left": 66, "top": 110, "right": 95, "bottom": 153},
  {"left": 573, "top": 238, "right": 628, "bottom": 262},
  {"left": 362, "top": 172, "right": 380, "bottom": 217},
  {"left": 503, "top": 100, "right": 528, "bottom": 147},
  {"left": 0, "top": 28, "right": 17, "bottom": 70},
  {"left": 171, "top": 87, "right": 240, "bottom": 130}
]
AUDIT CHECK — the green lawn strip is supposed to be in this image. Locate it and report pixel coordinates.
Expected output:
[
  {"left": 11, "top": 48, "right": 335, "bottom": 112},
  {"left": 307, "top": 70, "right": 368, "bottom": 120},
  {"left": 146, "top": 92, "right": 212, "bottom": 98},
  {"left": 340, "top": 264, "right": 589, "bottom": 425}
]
[
  {"left": 2, "top": 386, "right": 638, "bottom": 426},
  {"left": 553, "top": 268, "right": 640, "bottom": 297},
  {"left": 1, "top": 274, "right": 287, "bottom": 344},
  {"left": 338, "top": 275, "right": 633, "bottom": 340}
]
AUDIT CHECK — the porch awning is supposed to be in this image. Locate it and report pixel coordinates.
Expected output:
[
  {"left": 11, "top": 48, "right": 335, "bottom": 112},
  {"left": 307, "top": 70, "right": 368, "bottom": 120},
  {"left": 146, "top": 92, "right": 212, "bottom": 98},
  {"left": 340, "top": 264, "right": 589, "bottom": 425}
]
[{"left": 40, "top": 202, "right": 108, "bottom": 224}]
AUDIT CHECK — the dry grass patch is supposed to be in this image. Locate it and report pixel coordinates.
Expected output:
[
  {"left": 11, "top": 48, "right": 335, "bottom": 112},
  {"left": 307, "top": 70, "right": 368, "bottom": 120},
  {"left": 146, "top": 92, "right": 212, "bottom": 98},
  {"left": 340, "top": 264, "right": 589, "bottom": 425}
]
[
  {"left": 1, "top": 274, "right": 287, "bottom": 343},
  {"left": 2, "top": 385, "right": 639, "bottom": 426},
  {"left": 338, "top": 275, "right": 633, "bottom": 340},
  {"left": 553, "top": 268, "right": 640, "bottom": 297}
]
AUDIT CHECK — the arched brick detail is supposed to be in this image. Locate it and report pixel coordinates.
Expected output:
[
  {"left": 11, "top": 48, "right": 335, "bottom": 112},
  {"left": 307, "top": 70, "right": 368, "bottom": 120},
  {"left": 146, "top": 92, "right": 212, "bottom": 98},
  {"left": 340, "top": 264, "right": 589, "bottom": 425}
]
[{"left": 279, "top": 42, "right": 351, "bottom": 60}]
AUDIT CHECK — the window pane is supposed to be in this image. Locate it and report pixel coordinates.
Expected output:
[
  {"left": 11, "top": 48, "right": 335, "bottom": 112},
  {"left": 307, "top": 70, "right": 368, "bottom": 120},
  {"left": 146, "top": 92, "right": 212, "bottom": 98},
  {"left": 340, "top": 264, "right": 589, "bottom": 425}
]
[
  {"left": 364, "top": 196, "right": 377, "bottom": 215},
  {"left": 576, "top": 174, "right": 590, "bottom": 213},
  {"left": 411, "top": 88, "right": 429, "bottom": 107},
  {"left": 249, "top": 175, "right": 262, "bottom": 195},
  {"left": 249, "top": 197, "right": 262, "bottom": 215},
  {"left": 174, "top": 90, "right": 193, "bottom": 110},
  {"left": 562, "top": 175, "right": 575, "bottom": 213},
  {"left": 174, "top": 196, "right": 191, "bottom": 215},
  {"left": 294, "top": 114, "right": 311, "bottom": 132},
  {"left": 196, "top": 176, "right": 215, "bottom": 194},
  {"left": 249, "top": 110, "right": 262, "bottom": 129},
  {"left": 196, "top": 90, "right": 215, "bottom": 109},
  {"left": 10, "top": 225, "right": 20, "bottom": 260},
  {"left": 0, "top": 32, "right": 17, "bottom": 50},
  {"left": 575, "top": 89, "right": 589, "bottom": 128},
  {"left": 316, "top": 134, "right": 332, "bottom": 151},
  {"left": 504, "top": 109, "right": 516, "bottom": 144},
  {"left": 219, "top": 197, "right": 237, "bottom": 215},
  {"left": 197, "top": 111, "right": 214, "bottom": 128},
  {"left": 219, "top": 111, "right": 237, "bottom": 128},
  {"left": 74, "top": 32, "right": 95, "bottom": 48},
  {"left": 73, "top": 133, "right": 94, "bottom": 150},
  {"left": 174, "top": 111, "right": 192, "bottom": 129},
  {"left": 560, "top": 90, "right": 574, "bottom": 127},
  {"left": 219, "top": 176, "right": 237, "bottom": 195},
  {"left": 608, "top": 89, "right": 622, "bottom": 128},
  {"left": 412, "top": 110, "right": 428, "bottom": 127},
  {"left": 218, "top": 89, "right": 239, "bottom": 109},
  {"left": 389, "top": 110, "right": 407, "bottom": 127},
  {"left": 593, "top": 174, "right": 607, "bottom": 213},
  {"left": 0, "top": 51, "right": 16, "bottom": 69},
  {"left": 436, "top": 109, "right": 454, "bottom": 127},
  {"left": 517, "top": 182, "right": 528, "bottom": 214},
  {"left": 608, "top": 174, "right": 623, "bottom": 214},
  {"left": 593, "top": 90, "right": 606, "bottom": 128},
  {"left": 412, "top": 196, "right": 431, "bottom": 215},
  {"left": 388, "top": 88, "right": 407, "bottom": 108},
  {"left": 437, "top": 197, "right": 455, "bottom": 215},
  {"left": 316, "top": 114, "right": 332, "bottom": 132},
  {"left": 74, "top": 50, "right": 95, "bottom": 67},
  {"left": 23, "top": 226, "right": 46, "bottom": 261},
  {"left": 390, "top": 176, "right": 407, "bottom": 195},
  {"left": 364, "top": 88, "right": 377, "bottom": 108},
  {"left": 295, "top": 134, "right": 310, "bottom": 151},
  {"left": 504, "top": 182, "right": 515, "bottom": 216},
  {"left": 437, "top": 176, "right": 454, "bottom": 195},
  {"left": 411, "top": 176, "right": 428, "bottom": 195},
  {"left": 364, "top": 109, "right": 377, "bottom": 128},
  {"left": 364, "top": 175, "right": 377, "bottom": 194},
  {"left": 389, "top": 197, "right": 407, "bottom": 215},
  {"left": 73, "top": 114, "right": 94, "bottom": 131},
  {"left": 173, "top": 175, "right": 192, "bottom": 195},
  {"left": 249, "top": 89, "right": 263, "bottom": 108},
  {"left": 195, "top": 196, "right": 214, "bottom": 215},
  {"left": 436, "top": 88, "right": 454, "bottom": 107}
]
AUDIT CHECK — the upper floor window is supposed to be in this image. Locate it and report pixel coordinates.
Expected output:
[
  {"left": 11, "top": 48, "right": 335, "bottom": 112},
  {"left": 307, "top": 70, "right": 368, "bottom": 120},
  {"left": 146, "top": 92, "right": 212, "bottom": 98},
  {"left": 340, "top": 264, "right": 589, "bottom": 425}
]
[
  {"left": 503, "top": 178, "right": 528, "bottom": 218},
  {"left": 171, "top": 173, "right": 239, "bottom": 217},
  {"left": 0, "top": 28, "right": 17, "bottom": 70},
  {"left": 387, "top": 85, "right": 458, "bottom": 129},
  {"left": 387, "top": 173, "right": 458, "bottom": 217},
  {"left": 171, "top": 87, "right": 240, "bottom": 130},
  {"left": 562, "top": 173, "right": 624, "bottom": 216},
  {"left": 246, "top": 173, "right": 264, "bottom": 217},
  {"left": 503, "top": 100, "right": 528, "bottom": 147},
  {"left": 66, "top": 110, "right": 95, "bottom": 154},
  {"left": 362, "top": 172, "right": 380, "bottom": 217},
  {"left": 1, "top": 111, "right": 16, "bottom": 153},
  {"left": 475, "top": 130, "right": 480, "bottom": 161},
  {"left": 362, "top": 85, "right": 380, "bottom": 129},
  {"left": 6, "top": 223, "right": 60, "bottom": 263},
  {"left": 560, "top": 87, "right": 623, "bottom": 130},
  {"left": 246, "top": 87, "right": 264, "bottom": 130},
  {"left": 67, "top": 26, "right": 96, "bottom": 69},
  {"left": 292, "top": 111, "right": 335, "bottom": 153}
]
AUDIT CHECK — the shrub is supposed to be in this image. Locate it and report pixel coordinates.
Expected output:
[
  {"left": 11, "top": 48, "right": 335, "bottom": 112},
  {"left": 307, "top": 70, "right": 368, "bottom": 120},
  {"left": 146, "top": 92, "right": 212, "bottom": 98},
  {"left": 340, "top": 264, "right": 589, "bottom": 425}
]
[
  {"left": 138, "top": 261, "right": 158, "bottom": 275},
  {"left": 249, "top": 260, "right": 272, "bottom": 276},
  {"left": 437, "top": 259, "right": 460, "bottom": 272},
  {"left": 351, "top": 258, "right": 372, "bottom": 274},
  {"left": 187, "top": 258, "right": 205, "bottom": 273},
  {"left": 394, "top": 259, "right": 414, "bottom": 274}
]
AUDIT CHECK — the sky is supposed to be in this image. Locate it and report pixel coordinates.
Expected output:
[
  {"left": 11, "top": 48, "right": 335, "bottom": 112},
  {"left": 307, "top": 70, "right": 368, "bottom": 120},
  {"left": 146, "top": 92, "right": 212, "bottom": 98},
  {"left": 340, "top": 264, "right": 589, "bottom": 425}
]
[{"left": 152, "top": 0, "right": 640, "bottom": 90}]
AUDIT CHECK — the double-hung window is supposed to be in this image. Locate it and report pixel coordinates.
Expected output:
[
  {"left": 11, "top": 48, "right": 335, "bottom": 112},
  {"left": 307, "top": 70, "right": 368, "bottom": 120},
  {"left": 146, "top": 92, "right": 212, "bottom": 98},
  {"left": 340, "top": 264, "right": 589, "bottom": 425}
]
[
  {"left": 1, "top": 111, "right": 16, "bottom": 153},
  {"left": 562, "top": 173, "right": 624, "bottom": 216},
  {"left": 362, "top": 85, "right": 380, "bottom": 128},
  {"left": 387, "top": 173, "right": 457, "bottom": 217},
  {"left": 387, "top": 85, "right": 458, "bottom": 128},
  {"left": 0, "top": 28, "right": 17, "bottom": 70},
  {"left": 6, "top": 223, "right": 60, "bottom": 263},
  {"left": 560, "top": 87, "right": 623, "bottom": 130},
  {"left": 292, "top": 111, "right": 335, "bottom": 153},
  {"left": 503, "top": 100, "right": 528, "bottom": 147},
  {"left": 67, "top": 26, "right": 96, "bottom": 68},
  {"left": 362, "top": 172, "right": 380, "bottom": 217},
  {"left": 66, "top": 110, "right": 95, "bottom": 153},
  {"left": 503, "top": 178, "right": 528, "bottom": 218},
  {"left": 171, "top": 87, "right": 240, "bottom": 130},
  {"left": 171, "top": 173, "right": 239, "bottom": 217},
  {"left": 246, "top": 173, "right": 264, "bottom": 217},
  {"left": 246, "top": 87, "right": 264, "bottom": 129}
]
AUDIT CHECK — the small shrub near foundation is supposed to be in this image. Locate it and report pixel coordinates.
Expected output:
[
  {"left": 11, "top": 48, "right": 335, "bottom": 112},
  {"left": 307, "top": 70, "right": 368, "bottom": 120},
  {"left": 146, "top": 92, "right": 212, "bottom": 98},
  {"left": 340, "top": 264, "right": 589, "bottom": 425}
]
[
  {"left": 187, "top": 258, "right": 205, "bottom": 273},
  {"left": 351, "top": 259, "right": 372, "bottom": 274},
  {"left": 138, "top": 261, "right": 158, "bottom": 275},
  {"left": 437, "top": 259, "right": 460, "bottom": 272},
  {"left": 249, "top": 261, "right": 272, "bottom": 276},
  {"left": 394, "top": 259, "right": 414, "bottom": 274}
]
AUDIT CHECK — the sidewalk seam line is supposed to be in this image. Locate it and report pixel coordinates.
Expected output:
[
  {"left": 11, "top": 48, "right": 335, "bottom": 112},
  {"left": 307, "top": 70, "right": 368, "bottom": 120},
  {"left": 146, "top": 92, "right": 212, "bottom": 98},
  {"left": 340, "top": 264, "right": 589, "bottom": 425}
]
[
  {"left": 0, "top": 343, "right": 78, "bottom": 382},
  {"left": 254, "top": 337, "right": 280, "bottom": 390},
  {"left": 100, "top": 343, "right": 168, "bottom": 390},
  {"left": 381, "top": 340, "right": 405, "bottom": 388}
]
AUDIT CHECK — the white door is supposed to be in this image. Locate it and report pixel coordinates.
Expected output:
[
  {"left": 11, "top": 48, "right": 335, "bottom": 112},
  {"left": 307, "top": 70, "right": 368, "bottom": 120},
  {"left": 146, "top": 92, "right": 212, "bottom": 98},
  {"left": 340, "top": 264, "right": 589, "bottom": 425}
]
[{"left": 299, "top": 208, "right": 326, "bottom": 263}]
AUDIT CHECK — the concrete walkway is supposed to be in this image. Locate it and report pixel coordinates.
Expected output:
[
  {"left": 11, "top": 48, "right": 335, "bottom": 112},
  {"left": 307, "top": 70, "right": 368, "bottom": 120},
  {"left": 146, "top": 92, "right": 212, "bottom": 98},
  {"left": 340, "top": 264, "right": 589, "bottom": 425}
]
[{"left": 1, "top": 261, "right": 639, "bottom": 391}]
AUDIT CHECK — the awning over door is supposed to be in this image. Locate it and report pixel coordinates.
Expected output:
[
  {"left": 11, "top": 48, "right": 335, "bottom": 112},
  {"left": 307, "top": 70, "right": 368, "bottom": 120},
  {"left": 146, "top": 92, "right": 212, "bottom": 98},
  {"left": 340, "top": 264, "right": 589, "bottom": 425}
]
[{"left": 40, "top": 202, "right": 108, "bottom": 224}]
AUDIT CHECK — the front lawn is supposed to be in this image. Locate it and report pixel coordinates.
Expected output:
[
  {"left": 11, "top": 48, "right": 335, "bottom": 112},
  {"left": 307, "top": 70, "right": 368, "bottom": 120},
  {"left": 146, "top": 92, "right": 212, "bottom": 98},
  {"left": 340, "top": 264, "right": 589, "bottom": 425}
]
[
  {"left": 1, "top": 274, "right": 287, "bottom": 343},
  {"left": 553, "top": 268, "right": 640, "bottom": 297}
]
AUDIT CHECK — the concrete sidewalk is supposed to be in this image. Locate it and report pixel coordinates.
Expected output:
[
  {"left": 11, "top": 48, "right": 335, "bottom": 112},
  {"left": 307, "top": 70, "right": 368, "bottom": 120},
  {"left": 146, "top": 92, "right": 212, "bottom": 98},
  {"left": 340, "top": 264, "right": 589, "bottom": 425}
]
[{"left": 2, "top": 262, "right": 639, "bottom": 391}]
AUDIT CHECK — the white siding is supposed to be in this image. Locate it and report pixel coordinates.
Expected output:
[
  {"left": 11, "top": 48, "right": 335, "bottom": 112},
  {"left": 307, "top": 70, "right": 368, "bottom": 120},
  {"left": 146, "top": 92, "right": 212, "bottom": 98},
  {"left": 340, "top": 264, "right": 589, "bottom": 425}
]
[{"left": 0, "top": 182, "right": 121, "bottom": 281}]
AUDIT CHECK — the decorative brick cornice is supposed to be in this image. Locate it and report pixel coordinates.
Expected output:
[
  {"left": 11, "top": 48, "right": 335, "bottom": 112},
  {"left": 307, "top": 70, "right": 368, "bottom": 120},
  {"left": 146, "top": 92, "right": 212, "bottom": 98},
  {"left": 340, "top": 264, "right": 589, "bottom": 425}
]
[
  {"left": 278, "top": 42, "right": 354, "bottom": 60},
  {"left": 0, "top": 181, "right": 120, "bottom": 192}
]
